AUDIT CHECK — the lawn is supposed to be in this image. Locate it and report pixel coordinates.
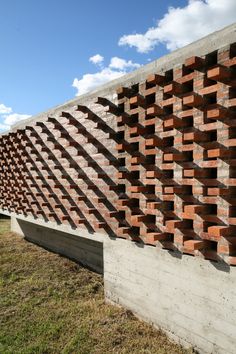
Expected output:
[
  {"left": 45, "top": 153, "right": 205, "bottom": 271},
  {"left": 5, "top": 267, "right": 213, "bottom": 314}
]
[{"left": 0, "top": 216, "right": 190, "bottom": 354}]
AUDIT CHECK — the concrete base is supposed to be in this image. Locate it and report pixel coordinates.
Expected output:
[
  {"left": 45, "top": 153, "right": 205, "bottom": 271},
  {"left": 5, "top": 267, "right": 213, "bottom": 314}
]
[{"left": 9, "top": 214, "right": 236, "bottom": 354}]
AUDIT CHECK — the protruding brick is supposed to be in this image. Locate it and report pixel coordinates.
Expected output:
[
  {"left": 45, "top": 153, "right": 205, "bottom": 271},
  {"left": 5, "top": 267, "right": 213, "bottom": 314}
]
[
  {"left": 207, "top": 66, "right": 231, "bottom": 81},
  {"left": 146, "top": 104, "right": 163, "bottom": 117},
  {"left": 185, "top": 56, "right": 205, "bottom": 69},
  {"left": 183, "top": 94, "right": 205, "bottom": 107},
  {"left": 208, "top": 225, "right": 232, "bottom": 238},
  {"left": 184, "top": 240, "right": 205, "bottom": 251},
  {"left": 146, "top": 73, "right": 165, "bottom": 85}
]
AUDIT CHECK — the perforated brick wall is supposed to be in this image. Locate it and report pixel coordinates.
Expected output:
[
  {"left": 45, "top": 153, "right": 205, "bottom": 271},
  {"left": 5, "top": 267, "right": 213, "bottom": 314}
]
[{"left": 1, "top": 40, "right": 236, "bottom": 265}]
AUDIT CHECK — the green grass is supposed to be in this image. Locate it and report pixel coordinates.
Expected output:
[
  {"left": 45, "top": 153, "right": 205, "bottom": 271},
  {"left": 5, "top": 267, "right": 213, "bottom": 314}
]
[{"left": 0, "top": 217, "right": 191, "bottom": 354}]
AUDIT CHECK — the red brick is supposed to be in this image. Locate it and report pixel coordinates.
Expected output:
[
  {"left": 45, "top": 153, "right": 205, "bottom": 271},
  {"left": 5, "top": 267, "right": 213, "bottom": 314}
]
[
  {"left": 146, "top": 104, "right": 163, "bottom": 116},
  {"left": 208, "top": 226, "right": 232, "bottom": 238},
  {"left": 207, "top": 66, "right": 231, "bottom": 81},
  {"left": 184, "top": 56, "right": 205, "bottom": 69},
  {"left": 183, "top": 94, "right": 205, "bottom": 107},
  {"left": 146, "top": 73, "right": 165, "bottom": 85},
  {"left": 184, "top": 239, "right": 205, "bottom": 251}
]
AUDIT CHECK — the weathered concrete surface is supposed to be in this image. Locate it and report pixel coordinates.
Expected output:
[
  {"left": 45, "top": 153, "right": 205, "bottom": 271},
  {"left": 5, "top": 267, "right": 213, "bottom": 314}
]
[
  {"left": 11, "top": 216, "right": 24, "bottom": 237},
  {"left": 104, "top": 238, "right": 236, "bottom": 354}
]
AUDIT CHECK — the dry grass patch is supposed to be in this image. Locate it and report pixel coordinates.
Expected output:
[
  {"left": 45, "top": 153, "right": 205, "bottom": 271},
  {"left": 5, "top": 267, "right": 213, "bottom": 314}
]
[{"left": 0, "top": 217, "right": 192, "bottom": 354}]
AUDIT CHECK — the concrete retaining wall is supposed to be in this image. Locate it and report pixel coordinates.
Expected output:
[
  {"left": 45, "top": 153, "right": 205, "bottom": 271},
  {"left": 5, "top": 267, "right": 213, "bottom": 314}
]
[
  {"left": 104, "top": 237, "right": 236, "bottom": 354},
  {"left": 11, "top": 216, "right": 104, "bottom": 274},
  {"left": 8, "top": 213, "right": 236, "bottom": 354}
]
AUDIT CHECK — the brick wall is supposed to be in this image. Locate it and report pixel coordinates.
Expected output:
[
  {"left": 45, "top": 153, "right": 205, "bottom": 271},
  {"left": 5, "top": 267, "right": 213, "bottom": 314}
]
[{"left": 1, "top": 41, "right": 236, "bottom": 266}]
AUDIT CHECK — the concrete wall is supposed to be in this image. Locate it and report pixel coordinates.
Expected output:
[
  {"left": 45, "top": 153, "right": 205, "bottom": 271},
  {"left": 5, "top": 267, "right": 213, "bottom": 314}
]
[{"left": 104, "top": 237, "right": 236, "bottom": 354}]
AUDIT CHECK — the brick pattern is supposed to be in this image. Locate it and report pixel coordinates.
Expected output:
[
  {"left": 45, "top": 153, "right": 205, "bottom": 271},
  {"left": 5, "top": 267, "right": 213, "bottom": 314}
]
[{"left": 1, "top": 43, "right": 236, "bottom": 265}]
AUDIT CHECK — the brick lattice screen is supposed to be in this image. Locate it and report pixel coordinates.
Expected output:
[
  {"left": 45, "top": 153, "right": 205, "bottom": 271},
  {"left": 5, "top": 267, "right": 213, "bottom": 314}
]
[{"left": 1, "top": 43, "right": 236, "bottom": 265}]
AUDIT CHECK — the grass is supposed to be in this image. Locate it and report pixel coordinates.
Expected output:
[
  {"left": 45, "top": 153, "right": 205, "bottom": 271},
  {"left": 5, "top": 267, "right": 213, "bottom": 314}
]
[{"left": 0, "top": 217, "right": 191, "bottom": 354}]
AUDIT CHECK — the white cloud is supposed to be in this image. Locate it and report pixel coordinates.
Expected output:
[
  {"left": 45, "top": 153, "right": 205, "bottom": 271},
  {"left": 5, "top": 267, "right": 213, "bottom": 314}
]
[
  {"left": 0, "top": 123, "right": 10, "bottom": 131},
  {"left": 72, "top": 56, "right": 141, "bottom": 96},
  {"left": 109, "top": 57, "right": 140, "bottom": 70},
  {"left": 119, "top": 34, "right": 155, "bottom": 53},
  {"left": 0, "top": 103, "right": 12, "bottom": 114},
  {"left": 3, "top": 113, "right": 31, "bottom": 126},
  {"left": 89, "top": 54, "right": 104, "bottom": 65},
  {"left": 0, "top": 106, "right": 31, "bottom": 132},
  {"left": 119, "top": 0, "right": 236, "bottom": 53},
  {"left": 73, "top": 68, "right": 125, "bottom": 96}
]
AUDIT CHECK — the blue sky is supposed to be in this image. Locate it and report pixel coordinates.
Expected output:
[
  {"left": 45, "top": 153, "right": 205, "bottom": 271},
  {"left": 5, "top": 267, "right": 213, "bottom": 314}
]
[{"left": 0, "top": 0, "right": 235, "bottom": 131}]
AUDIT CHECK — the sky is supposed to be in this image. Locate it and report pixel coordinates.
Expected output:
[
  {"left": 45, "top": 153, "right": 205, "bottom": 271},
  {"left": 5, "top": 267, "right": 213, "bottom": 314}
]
[{"left": 0, "top": 0, "right": 235, "bottom": 132}]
